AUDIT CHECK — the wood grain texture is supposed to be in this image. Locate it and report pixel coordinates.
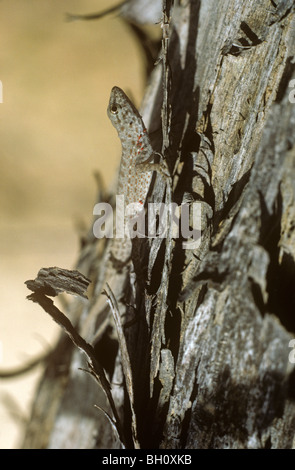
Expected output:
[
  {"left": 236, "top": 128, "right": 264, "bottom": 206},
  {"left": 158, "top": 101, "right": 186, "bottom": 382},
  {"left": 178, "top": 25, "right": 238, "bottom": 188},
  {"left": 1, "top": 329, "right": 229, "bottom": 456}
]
[{"left": 22, "top": 0, "right": 295, "bottom": 449}]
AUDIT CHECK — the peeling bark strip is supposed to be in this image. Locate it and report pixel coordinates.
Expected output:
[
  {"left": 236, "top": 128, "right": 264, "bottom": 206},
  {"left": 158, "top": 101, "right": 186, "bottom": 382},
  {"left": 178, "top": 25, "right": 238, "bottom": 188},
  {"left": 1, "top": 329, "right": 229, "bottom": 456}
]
[
  {"left": 25, "top": 268, "right": 126, "bottom": 443},
  {"left": 22, "top": 0, "right": 295, "bottom": 449},
  {"left": 25, "top": 267, "right": 91, "bottom": 298}
]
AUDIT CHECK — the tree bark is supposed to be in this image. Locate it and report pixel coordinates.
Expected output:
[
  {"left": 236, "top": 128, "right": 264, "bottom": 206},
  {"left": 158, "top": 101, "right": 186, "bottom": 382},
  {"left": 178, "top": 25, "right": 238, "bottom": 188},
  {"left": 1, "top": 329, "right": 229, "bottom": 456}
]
[{"left": 22, "top": 0, "right": 295, "bottom": 449}]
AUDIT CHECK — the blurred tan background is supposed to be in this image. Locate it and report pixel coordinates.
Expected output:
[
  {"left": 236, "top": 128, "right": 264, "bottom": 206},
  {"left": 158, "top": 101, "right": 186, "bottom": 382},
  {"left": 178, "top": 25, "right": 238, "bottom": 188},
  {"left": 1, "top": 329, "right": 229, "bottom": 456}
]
[{"left": 0, "top": 0, "right": 149, "bottom": 448}]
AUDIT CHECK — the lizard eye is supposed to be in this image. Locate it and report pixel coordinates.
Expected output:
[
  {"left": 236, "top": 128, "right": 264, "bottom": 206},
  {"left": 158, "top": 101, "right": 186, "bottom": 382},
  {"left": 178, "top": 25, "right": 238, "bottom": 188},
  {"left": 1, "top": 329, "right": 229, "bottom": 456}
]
[{"left": 110, "top": 104, "right": 118, "bottom": 115}]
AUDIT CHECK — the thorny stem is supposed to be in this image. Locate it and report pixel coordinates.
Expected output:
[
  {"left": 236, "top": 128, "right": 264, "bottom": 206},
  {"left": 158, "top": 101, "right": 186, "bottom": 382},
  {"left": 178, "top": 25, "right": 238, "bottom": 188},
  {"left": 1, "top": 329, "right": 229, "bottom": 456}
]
[{"left": 161, "top": 0, "right": 173, "bottom": 155}]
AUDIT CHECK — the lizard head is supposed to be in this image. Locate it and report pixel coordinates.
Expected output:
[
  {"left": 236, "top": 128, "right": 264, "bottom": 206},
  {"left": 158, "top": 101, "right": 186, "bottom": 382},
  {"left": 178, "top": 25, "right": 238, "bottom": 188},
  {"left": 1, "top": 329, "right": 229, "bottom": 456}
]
[{"left": 107, "top": 86, "right": 140, "bottom": 131}]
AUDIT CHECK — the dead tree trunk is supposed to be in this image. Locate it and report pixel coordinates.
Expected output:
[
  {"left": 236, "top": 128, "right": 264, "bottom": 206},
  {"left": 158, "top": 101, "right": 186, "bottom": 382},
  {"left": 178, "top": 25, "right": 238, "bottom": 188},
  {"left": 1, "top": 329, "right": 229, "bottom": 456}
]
[{"left": 22, "top": 0, "right": 295, "bottom": 449}]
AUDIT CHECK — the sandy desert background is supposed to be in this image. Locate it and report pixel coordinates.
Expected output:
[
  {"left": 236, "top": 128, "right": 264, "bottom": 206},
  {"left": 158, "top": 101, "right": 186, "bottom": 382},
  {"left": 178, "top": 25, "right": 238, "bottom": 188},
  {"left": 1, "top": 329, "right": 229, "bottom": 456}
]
[{"left": 0, "top": 0, "right": 155, "bottom": 448}]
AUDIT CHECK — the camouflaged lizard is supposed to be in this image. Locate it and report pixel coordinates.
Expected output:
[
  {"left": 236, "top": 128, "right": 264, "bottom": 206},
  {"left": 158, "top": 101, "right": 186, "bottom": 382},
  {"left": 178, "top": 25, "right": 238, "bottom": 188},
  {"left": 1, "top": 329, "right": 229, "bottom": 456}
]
[{"left": 81, "top": 86, "right": 154, "bottom": 343}]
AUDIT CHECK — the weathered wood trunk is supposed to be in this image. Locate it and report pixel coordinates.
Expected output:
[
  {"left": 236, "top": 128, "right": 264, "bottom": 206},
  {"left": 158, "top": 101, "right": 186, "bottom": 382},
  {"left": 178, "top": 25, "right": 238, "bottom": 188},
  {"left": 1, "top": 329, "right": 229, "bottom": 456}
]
[{"left": 22, "top": 0, "right": 295, "bottom": 449}]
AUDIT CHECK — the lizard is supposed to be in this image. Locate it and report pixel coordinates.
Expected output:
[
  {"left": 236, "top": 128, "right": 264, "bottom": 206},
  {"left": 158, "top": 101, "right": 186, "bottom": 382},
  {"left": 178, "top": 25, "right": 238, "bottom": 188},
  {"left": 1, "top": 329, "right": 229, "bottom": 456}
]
[{"left": 80, "top": 86, "right": 154, "bottom": 344}]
